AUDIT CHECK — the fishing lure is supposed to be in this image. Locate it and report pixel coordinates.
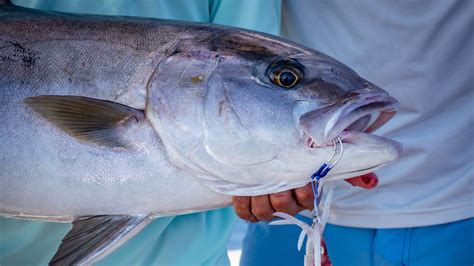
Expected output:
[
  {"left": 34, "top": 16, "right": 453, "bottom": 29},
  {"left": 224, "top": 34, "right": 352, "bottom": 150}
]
[{"left": 271, "top": 136, "right": 344, "bottom": 266}]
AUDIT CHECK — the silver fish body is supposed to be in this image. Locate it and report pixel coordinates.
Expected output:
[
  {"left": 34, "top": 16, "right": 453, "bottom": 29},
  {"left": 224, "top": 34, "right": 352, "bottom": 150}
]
[
  {"left": 0, "top": 5, "right": 401, "bottom": 264},
  {"left": 0, "top": 6, "right": 232, "bottom": 220},
  {"left": 0, "top": 5, "right": 402, "bottom": 220}
]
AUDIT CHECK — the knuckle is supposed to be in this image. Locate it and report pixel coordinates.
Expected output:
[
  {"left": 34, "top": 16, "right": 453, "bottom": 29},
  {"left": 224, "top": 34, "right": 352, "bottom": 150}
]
[
  {"left": 252, "top": 208, "right": 271, "bottom": 220},
  {"left": 296, "top": 187, "right": 314, "bottom": 201},
  {"left": 233, "top": 204, "right": 246, "bottom": 214},
  {"left": 271, "top": 194, "right": 290, "bottom": 209},
  {"left": 232, "top": 197, "right": 249, "bottom": 210},
  {"left": 232, "top": 197, "right": 253, "bottom": 219},
  {"left": 252, "top": 207, "right": 266, "bottom": 217},
  {"left": 233, "top": 196, "right": 249, "bottom": 205}
]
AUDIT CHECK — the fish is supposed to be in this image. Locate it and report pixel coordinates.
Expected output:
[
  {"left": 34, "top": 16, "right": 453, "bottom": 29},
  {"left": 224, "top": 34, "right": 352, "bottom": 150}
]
[{"left": 0, "top": 4, "right": 402, "bottom": 265}]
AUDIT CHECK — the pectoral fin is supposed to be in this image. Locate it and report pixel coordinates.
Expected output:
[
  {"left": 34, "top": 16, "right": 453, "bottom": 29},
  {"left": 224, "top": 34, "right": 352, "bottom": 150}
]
[
  {"left": 24, "top": 95, "right": 145, "bottom": 147},
  {"left": 49, "top": 215, "right": 151, "bottom": 266}
]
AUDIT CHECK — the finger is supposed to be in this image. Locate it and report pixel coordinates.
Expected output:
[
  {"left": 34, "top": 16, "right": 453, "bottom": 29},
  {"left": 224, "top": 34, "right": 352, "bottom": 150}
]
[
  {"left": 294, "top": 183, "right": 314, "bottom": 209},
  {"left": 250, "top": 195, "right": 274, "bottom": 221},
  {"left": 344, "top": 173, "right": 379, "bottom": 189},
  {"left": 269, "top": 190, "right": 300, "bottom": 216},
  {"left": 232, "top": 196, "right": 257, "bottom": 223}
]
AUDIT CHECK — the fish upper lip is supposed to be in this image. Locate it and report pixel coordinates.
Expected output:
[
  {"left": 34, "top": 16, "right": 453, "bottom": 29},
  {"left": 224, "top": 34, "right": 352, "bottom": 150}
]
[{"left": 300, "top": 94, "right": 399, "bottom": 148}]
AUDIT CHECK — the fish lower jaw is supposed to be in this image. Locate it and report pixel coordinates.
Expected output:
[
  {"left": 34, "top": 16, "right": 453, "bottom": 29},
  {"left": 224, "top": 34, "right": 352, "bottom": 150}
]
[
  {"left": 304, "top": 130, "right": 402, "bottom": 160},
  {"left": 304, "top": 132, "right": 402, "bottom": 182}
]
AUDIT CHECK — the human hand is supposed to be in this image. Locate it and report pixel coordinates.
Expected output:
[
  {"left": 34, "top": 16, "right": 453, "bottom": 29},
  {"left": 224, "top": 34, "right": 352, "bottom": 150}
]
[
  {"left": 232, "top": 173, "right": 379, "bottom": 222},
  {"left": 232, "top": 183, "right": 314, "bottom": 223}
]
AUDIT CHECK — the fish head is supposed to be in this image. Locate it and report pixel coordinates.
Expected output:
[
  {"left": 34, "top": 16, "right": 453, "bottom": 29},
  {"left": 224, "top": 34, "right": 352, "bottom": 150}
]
[{"left": 146, "top": 28, "right": 402, "bottom": 194}]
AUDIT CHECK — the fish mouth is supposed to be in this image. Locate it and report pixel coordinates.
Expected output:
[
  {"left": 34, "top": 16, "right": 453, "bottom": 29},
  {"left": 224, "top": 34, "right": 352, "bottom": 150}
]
[{"left": 300, "top": 93, "right": 399, "bottom": 148}]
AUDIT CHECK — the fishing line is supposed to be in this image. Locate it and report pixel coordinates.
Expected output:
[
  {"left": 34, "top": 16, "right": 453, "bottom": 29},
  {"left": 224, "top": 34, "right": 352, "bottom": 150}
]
[
  {"left": 271, "top": 136, "right": 344, "bottom": 266},
  {"left": 310, "top": 136, "right": 343, "bottom": 222}
]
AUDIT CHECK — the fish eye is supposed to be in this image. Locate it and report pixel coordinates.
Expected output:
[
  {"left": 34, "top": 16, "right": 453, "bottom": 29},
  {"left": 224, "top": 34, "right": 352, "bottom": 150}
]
[
  {"left": 268, "top": 59, "right": 304, "bottom": 89},
  {"left": 270, "top": 67, "right": 299, "bottom": 88}
]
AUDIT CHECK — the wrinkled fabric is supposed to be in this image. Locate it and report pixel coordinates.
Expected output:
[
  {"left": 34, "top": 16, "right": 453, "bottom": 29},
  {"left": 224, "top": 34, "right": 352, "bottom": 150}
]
[{"left": 281, "top": 0, "right": 473, "bottom": 229}]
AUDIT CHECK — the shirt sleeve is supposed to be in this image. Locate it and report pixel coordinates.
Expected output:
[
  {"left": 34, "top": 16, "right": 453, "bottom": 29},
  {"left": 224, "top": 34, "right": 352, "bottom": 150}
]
[{"left": 210, "top": 0, "right": 282, "bottom": 35}]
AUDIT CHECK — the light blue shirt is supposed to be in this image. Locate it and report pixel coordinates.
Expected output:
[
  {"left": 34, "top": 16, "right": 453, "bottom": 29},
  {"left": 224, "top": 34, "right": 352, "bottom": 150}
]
[
  {"left": 12, "top": 0, "right": 281, "bottom": 35},
  {"left": 1, "top": 1, "right": 281, "bottom": 265}
]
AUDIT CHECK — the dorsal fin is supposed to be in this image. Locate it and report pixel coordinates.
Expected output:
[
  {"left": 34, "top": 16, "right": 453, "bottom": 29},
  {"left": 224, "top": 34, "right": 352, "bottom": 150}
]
[
  {"left": 24, "top": 95, "right": 145, "bottom": 147},
  {"left": 49, "top": 215, "right": 151, "bottom": 265}
]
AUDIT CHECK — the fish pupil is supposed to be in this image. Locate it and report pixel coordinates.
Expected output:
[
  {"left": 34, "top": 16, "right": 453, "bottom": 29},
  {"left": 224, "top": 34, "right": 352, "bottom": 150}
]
[{"left": 279, "top": 71, "right": 297, "bottom": 87}]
